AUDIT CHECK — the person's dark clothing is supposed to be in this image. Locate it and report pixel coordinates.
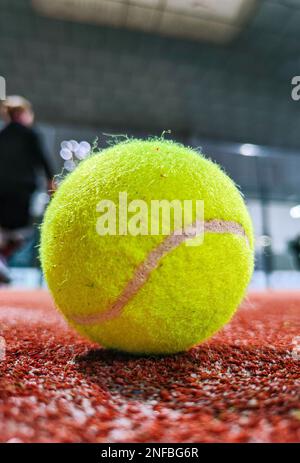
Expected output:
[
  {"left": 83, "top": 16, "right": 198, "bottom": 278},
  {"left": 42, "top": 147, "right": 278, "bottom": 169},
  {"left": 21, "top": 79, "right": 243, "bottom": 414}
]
[
  {"left": 0, "top": 122, "right": 53, "bottom": 194},
  {"left": 0, "top": 193, "right": 32, "bottom": 229},
  {"left": 0, "top": 122, "right": 53, "bottom": 229}
]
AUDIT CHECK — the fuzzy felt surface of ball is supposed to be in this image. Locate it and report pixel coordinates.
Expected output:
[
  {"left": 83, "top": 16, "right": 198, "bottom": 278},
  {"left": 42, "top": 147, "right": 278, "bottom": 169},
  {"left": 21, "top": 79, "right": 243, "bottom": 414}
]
[{"left": 40, "top": 139, "right": 254, "bottom": 354}]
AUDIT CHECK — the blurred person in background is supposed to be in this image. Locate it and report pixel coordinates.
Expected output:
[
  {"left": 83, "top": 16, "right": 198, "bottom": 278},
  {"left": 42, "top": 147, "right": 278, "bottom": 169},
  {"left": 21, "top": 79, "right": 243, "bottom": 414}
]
[
  {"left": 0, "top": 96, "right": 54, "bottom": 284},
  {"left": 289, "top": 235, "right": 300, "bottom": 270}
]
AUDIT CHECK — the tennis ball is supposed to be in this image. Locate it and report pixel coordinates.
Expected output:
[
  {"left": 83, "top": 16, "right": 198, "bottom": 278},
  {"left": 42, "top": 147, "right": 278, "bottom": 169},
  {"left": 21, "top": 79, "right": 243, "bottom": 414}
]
[{"left": 40, "top": 139, "right": 254, "bottom": 355}]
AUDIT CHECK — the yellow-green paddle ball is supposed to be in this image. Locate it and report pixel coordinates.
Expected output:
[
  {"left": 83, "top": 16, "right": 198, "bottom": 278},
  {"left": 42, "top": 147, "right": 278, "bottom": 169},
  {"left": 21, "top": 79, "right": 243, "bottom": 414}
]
[{"left": 40, "top": 139, "right": 254, "bottom": 355}]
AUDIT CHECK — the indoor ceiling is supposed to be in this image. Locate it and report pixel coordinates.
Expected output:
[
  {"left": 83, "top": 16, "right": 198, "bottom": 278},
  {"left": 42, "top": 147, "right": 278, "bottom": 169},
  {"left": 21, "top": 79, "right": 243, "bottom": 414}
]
[{"left": 32, "top": 0, "right": 257, "bottom": 44}]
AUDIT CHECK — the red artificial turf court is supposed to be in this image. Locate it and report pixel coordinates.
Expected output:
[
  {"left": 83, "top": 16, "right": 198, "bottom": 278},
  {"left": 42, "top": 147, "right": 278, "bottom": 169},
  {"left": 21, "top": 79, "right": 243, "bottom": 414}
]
[{"left": 0, "top": 289, "right": 299, "bottom": 443}]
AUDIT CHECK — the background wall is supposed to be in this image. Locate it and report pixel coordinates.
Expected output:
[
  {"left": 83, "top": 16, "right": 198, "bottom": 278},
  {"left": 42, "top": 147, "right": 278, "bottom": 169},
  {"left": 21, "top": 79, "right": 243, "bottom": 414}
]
[{"left": 1, "top": 0, "right": 300, "bottom": 148}]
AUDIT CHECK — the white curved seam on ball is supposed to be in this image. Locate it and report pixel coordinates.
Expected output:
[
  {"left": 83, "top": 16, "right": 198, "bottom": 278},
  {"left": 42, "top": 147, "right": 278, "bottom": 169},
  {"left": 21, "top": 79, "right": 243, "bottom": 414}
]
[{"left": 71, "top": 219, "right": 249, "bottom": 326}]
